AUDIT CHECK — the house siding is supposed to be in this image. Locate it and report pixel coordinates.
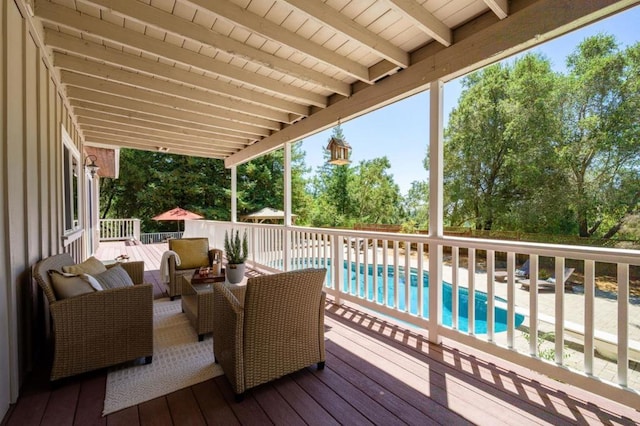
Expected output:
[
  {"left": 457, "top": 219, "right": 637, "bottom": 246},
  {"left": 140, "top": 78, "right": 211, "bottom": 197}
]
[{"left": 1, "top": 0, "right": 88, "bottom": 420}]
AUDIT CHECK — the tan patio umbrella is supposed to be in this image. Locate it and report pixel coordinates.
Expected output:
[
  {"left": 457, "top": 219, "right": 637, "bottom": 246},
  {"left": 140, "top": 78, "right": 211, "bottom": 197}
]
[{"left": 152, "top": 207, "right": 203, "bottom": 232}]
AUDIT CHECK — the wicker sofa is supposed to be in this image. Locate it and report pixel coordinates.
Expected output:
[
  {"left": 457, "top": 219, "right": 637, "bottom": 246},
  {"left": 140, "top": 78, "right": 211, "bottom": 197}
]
[
  {"left": 33, "top": 253, "right": 154, "bottom": 381},
  {"left": 167, "top": 237, "right": 222, "bottom": 299},
  {"left": 212, "top": 268, "right": 327, "bottom": 399}
]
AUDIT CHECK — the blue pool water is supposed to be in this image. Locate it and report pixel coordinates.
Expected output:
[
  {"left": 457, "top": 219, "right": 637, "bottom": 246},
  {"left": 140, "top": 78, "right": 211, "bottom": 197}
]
[{"left": 291, "top": 259, "right": 524, "bottom": 334}]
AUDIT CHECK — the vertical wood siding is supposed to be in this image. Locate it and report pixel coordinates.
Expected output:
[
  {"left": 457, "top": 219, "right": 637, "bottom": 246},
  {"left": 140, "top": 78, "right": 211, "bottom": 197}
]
[{"left": 0, "top": 0, "right": 87, "bottom": 418}]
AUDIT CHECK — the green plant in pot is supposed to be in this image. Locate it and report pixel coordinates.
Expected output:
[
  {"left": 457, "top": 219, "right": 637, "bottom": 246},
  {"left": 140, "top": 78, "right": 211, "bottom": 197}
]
[{"left": 224, "top": 229, "right": 248, "bottom": 284}]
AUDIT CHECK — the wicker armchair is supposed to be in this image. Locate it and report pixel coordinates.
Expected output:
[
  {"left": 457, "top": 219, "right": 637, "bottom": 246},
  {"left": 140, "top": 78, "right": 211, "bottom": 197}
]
[
  {"left": 212, "top": 268, "right": 327, "bottom": 399},
  {"left": 167, "top": 237, "right": 222, "bottom": 299},
  {"left": 33, "top": 254, "right": 153, "bottom": 382}
]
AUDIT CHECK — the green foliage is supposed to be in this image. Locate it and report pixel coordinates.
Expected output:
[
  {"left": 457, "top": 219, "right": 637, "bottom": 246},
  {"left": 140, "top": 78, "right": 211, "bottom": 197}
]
[
  {"left": 237, "top": 142, "right": 311, "bottom": 224},
  {"left": 224, "top": 229, "right": 248, "bottom": 264},
  {"left": 100, "top": 150, "right": 229, "bottom": 232},
  {"left": 441, "top": 35, "right": 640, "bottom": 240}
]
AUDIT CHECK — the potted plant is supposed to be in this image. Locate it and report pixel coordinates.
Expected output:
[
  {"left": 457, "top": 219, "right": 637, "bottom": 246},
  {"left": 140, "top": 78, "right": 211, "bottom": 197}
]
[{"left": 224, "top": 229, "right": 248, "bottom": 284}]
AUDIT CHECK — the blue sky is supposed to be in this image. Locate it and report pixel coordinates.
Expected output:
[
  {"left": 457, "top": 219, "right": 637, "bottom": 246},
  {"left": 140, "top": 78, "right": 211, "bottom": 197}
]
[{"left": 298, "top": 5, "right": 640, "bottom": 195}]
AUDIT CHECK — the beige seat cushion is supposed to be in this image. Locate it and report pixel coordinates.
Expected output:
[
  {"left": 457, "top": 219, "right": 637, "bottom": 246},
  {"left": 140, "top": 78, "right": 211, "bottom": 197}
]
[
  {"left": 49, "top": 270, "right": 96, "bottom": 300},
  {"left": 170, "top": 239, "right": 209, "bottom": 270},
  {"left": 62, "top": 256, "right": 107, "bottom": 275}
]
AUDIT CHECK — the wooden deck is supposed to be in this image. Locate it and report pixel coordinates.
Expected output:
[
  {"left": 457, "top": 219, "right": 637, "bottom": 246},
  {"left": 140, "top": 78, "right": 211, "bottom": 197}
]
[{"left": 4, "top": 242, "right": 639, "bottom": 425}]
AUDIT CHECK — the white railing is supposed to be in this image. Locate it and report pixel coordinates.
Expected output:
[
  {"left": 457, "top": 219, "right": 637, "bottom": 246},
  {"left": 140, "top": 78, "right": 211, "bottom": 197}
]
[
  {"left": 184, "top": 219, "right": 640, "bottom": 408},
  {"left": 99, "top": 219, "right": 140, "bottom": 241},
  {"left": 140, "top": 231, "right": 183, "bottom": 244}
]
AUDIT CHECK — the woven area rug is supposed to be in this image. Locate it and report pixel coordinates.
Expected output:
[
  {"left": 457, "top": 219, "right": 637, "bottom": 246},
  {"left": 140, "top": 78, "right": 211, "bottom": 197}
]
[{"left": 103, "top": 298, "right": 223, "bottom": 415}]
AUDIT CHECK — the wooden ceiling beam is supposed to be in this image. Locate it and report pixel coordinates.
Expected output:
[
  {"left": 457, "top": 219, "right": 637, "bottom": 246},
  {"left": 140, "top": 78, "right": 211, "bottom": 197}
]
[
  {"left": 76, "top": 116, "right": 247, "bottom": 148},
  {"left": 77, "top": 0, "right": 350, "bottom": 96},
  {"left": 84, "top": 136, "right": 227, "bottom": 159},
  {"left": 60, "top": 70, "right": 282, "bottom": 130},
  {"left": 282, "top": 0, "right": 409, "bottom": 68},
  {"left": 80, "top": 122, "right": 243, "bottom": 151},
  {"left": 82, "top": 131, "right": 238, "bottom": 155},
  {"left": 387, "top": 0, "right": 452, "bottom": 47},
  {"left": 45, "top": 30, "right": 317, "bottom": 114},
  {"left": 72, "top": 106, "right": 250, "bottom": 144},
  {"left": 483, "top": 0, "right": 509, "bottom": 20},
  {"left": 65, "top": 87, "right": 270, "bottom": 137},
  {"left": 34, "top": 0, "right": 328, "bottom": 106},
  {"left": 54, "top": 53, "right": 291, "bottom": 123},
  {"left": 185, "top": 0, "right": 369, "bottom": 83}
]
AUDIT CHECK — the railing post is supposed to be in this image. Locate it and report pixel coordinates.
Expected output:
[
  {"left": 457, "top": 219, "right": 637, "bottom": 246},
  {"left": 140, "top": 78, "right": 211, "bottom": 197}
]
[
  {"left": 331, "top": 234, "right": 343, "bottom": 304},
  {"left": 133, "top": 219, "right": 140, "bottom": 241},
  {"left": 427, "top": 79, "right": 444, "bottom": 344},
  {"left": 283, "top": 227, "right": 291, "bottom": 271}
]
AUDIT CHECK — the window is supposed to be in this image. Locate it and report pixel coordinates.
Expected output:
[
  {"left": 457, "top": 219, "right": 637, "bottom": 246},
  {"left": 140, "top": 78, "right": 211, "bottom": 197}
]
[{"left": 62, "top": 127, "right": 81, "bottom": 237}]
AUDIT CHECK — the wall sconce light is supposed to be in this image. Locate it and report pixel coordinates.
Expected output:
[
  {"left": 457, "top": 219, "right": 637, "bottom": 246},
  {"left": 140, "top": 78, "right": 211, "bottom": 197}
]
[{"left": 84, "top": 154, "right": 100, "bottom": 177}]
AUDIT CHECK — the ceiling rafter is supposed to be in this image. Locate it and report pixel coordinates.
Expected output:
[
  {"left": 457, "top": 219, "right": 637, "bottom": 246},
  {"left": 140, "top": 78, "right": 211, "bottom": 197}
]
[
  {"left": 60, "top": 70, "right": 283, "bottom": 130},
  {"left": 282, "top": 0, "right": 409, "bottom": 69},
  {"left": 34, "top": 0, "right": 328, "bottom": 106},
  {"left": 65, "top": 87, "right": 270, "bottom": 138},
  {"left": 69, "top": 99, "right": 255, "bottom": 141},
  {"left": 45, "top": 30, "right": 313, "bottom": 115},
  {"left": 80, "top": 122, "right": 242, "bottom": 151},
  {"left": 387, "top": 0, "right": 452, "bottom": 47},
  {"left": 84, "top": 135, "right": 228, "bottom": 159},
  {"left": 54, "top": 53, "right": 293, "bottom": 123},
  {"left": 483, "top": 0, "right": 509, "bottom": 20},
  {"left": 76, "top": 0, "right": 350, "bottom": 95},
  {"left": 184, "top": 0, "right": 370, "bottom": 83},
  {"left": 76, "top": 115, "right": 248, "bottom": 148},
  {"left": 72, "top": 107, "right": 251, "bottom": 144}
]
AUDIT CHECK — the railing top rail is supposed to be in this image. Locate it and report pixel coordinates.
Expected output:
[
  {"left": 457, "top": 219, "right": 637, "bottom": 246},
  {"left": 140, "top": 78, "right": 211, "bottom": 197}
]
[{"left": 199, "top": 220, "right": 640, "bottom": 265}]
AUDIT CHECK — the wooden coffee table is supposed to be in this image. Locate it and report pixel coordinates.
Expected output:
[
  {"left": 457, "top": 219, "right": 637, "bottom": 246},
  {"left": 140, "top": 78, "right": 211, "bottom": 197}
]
[{"left": 181, "top": 273, "right": 221, "bottom": 341}]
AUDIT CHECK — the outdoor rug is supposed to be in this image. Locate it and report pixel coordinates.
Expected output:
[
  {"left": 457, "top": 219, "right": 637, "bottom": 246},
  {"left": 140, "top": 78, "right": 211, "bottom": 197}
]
[{"left": 103, "top": 298, "right": 223, "bottom": 415}]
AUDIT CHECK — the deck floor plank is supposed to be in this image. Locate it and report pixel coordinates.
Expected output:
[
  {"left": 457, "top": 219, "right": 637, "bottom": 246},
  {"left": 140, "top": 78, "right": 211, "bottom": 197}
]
[
  {"left": 39, "top": 381, "right": 80, "bottom": 426},
  {"left": 212, "top": 376, "right": 274, "bottom": 425},
  {"left": 74, "top": 374, "right": 107, "bottom": 426},
  {"left": 269, "top": 376, "right": 340, "bottom": 426},
  {"left": 105, "top": 406, "right": 140, "bottom": 426},
  {"left": 191, "top": 380, "right": 241, "bottom": 426},
  {"left": 6, "top": 241, "right": 638, "bottom": 426},
  {"left": 290, "top": 370, "right": 375, "bottom": 425},
  {"left": 251, "top": 383, "right": 307, "bottom": 426},
  {"left": 137, "top": 397, "right": 172, "bottom": 426},
  {"left": 165, "top": 388, "right": 206, "bottom": 426}
]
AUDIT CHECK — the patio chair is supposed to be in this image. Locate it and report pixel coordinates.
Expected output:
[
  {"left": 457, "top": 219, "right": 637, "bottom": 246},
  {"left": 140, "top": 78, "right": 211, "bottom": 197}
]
[
  {"left": 32, "top": 253, "right": 153, "bottom": 382},
  {"left": 212, "top": 268, "right": 327, "bottom": 400},
  {"left": 519, "top": 267, "right": 575, "bottom": 291},
  {"left": 495, "top": 259, "right": 530, "bottom": 282},
  {"left": 166, "top": 237, "right": 222, "bottom": 299}
]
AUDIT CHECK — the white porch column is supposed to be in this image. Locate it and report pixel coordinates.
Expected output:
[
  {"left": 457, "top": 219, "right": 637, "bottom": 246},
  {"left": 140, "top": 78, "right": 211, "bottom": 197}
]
[
  {"left": 231, "top": 165, "right": 237, "bottom": 223},
  {"left": 283, "top": 143, "right": 292, "bottom": 271},
  {"left": 428, "top": 79, "right": 444, "bottom": 345}
]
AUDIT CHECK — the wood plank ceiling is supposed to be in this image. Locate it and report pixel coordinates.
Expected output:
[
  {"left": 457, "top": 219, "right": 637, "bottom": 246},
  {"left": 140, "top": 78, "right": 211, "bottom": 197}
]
[{"left": 28, "top": 0, "right": 637, "bottom": 166}]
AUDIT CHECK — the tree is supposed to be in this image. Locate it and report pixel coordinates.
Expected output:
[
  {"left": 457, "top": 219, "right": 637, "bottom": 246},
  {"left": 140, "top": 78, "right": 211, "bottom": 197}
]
[
  {"left": 349, "top": 157, "right": 401, "bottom": 224},
  {"left": 403, "top": 180, "right": 429, "bottom": 228},
  {"left": 100, "top": 150, "right": 230, "bottom": 232},
  {"left": 442, "top": 54, "right": 573, "bottom": 234},
  {"left": 557, "top": 35, "right": 640, "bottom": 238},
  {"left": 237, "top": 142, "right": 311, "bottom": 223}
]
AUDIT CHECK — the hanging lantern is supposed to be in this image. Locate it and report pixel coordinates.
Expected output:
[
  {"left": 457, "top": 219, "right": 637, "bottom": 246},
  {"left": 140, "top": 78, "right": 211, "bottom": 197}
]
[{"left": 326, "top": 136, "right": 351, "bottom": 165}]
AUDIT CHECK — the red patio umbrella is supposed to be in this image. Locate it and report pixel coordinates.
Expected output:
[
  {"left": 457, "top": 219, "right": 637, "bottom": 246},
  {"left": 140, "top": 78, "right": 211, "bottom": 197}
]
[{"left": 152, "top": 207, "right": 203, "bottom": 232}]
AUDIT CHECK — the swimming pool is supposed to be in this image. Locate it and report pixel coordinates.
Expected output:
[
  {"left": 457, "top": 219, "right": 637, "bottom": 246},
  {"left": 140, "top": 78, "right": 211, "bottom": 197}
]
[{"left": 290, "top": 259, "right": 524, "bottom": 334}]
